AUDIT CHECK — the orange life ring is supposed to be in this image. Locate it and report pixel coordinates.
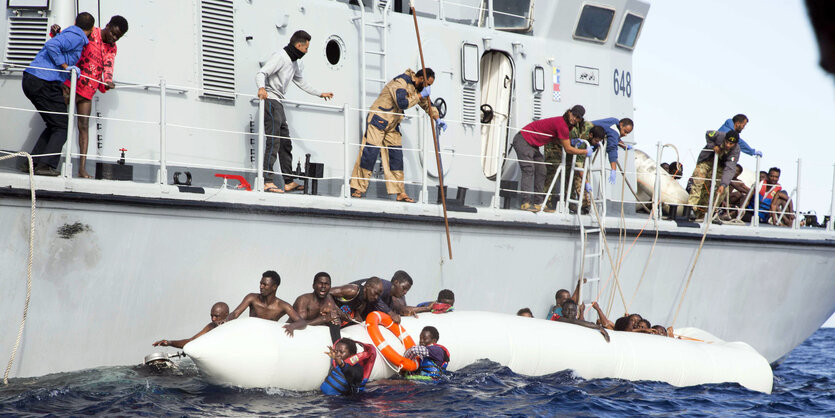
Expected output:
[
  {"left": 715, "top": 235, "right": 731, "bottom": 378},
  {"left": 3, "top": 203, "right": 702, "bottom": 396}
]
[{"left": 365, "top": 311, "right": 418, "bottom": 372}]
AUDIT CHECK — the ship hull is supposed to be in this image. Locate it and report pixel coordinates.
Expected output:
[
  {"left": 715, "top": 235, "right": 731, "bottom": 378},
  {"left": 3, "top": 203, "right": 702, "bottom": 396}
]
[{"left": 1, "top": 179, "right": 833, "bottom": 378}]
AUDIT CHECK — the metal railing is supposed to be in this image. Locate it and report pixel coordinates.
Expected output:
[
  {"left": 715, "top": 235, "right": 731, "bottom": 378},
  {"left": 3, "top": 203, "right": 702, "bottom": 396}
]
[{"left": 2, "top": 64, "right": 834, "bottom": 233}]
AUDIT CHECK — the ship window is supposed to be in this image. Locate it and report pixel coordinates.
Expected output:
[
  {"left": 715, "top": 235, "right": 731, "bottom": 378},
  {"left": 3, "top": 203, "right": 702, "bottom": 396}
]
[
  {"left": 573, "top": 4, "right": 615, "bottom": 43},
  {"left": 7, "top": 0, "right": 50, "bottom": 8},
  {"left": 481, "top": 0, "right": 533, "bottom": 32},
  {"left": 325, "top": 36, "right": 344, "bottom": 67},
  {"left": 616, "top": 13, "right": 644, "bottom": 50},
  {"left": 461, "top": 42, "right": 479, "bottom": 83}
]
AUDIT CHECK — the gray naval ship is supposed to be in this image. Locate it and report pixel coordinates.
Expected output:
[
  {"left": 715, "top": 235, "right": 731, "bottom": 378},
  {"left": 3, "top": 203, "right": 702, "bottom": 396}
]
[{"left": 1, "top": 0, "right": 833, "bottom": 379}]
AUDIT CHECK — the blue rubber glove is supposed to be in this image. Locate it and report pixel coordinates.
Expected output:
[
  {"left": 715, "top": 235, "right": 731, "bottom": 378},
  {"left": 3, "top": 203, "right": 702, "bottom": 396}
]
[
  {"left": 608, "top": 170, "right": 617, "bottom": 184},
  {"left": 626, "top": 144, "right": 633, "bottom": 150},
  {"left": 436, "top": 119, "right": 447, "bottom": 131},
  {"left": 754, "top": 150, "right": 763, "bottom": 157},
  {"left": 420, "top": 85, "right": 431, "bottom": 98},
  {"left": 585, "top": 147, "right": 594, "bottom": 157},
  {"left": 67, "top": 65, "right": 81, "bottom": 78},
  {"left": 584, "top": 183, "right": 593, "bottom": 193}
]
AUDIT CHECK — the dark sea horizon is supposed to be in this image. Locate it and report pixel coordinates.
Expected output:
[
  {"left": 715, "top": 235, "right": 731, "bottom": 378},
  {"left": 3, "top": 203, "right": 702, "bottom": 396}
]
[{"left": 1, "top": 328, "right": 833, "bottom": 416}]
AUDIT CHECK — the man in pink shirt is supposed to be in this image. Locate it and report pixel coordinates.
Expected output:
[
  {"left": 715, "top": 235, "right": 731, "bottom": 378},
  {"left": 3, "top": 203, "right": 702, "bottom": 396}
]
[{"left": 513, "top": 105, "right": 588, "bottom": 211}]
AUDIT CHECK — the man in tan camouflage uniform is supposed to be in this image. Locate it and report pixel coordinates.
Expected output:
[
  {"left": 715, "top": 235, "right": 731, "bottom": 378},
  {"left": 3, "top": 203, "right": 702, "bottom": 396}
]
[
  {"left": 350, "top": 68, "right": 442, "bottom": 202},
  {"left": 687, "top": 130, "right": 741, "bottom": 221}
]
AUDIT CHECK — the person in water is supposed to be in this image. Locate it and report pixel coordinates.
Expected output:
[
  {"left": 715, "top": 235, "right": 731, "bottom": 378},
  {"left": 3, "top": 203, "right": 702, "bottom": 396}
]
[
  {"left": 152, "top": 302, "right": 229, "bottom": 348},
  {"left": 321, "top": 338, "right": 377, "bottom": 396},
  {"left": 415, "top": 289, "right": 455, "bottom": 314},
  {"left": 225, "top": 270, "right": 304, "bottom": 336},
  {"left": 555, "top": 300, "right": 610, "bottom": 343},
  {"left": 329, "top": 276, "right": 392, "bottom": 325},
  {"left": 517, "top": 308, "right": 534, "bottom": 317},
  {"left": 404, "top": 326, "right": 450, "bottom": 381}
]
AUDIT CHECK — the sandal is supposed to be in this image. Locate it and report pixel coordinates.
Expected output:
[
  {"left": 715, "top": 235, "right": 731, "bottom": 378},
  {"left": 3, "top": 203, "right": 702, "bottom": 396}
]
[
  {"left": 264, "top": 183, "right": 284, "bottom": 193},
  {"left": 396, "top": 193, "right": 415, "bottom": 203},
  {"left": 284, "top": 182, "right": 304, "bottom": 192}
]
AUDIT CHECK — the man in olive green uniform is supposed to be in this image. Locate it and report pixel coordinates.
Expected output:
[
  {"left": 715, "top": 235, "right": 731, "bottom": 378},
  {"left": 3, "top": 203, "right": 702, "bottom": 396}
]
[
  {"left": 687, "top": 130, "right": 741, "bottom": 221},
  {"left": 350, "top": 68, "right": 443, "bottom": 202},
  {"left": 543, "top": 120, "right": 594, "bottom": 212}
]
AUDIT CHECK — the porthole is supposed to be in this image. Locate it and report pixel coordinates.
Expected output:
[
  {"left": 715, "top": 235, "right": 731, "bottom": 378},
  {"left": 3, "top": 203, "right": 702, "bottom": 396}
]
[{"left": 325, "top": 35, "right": 345, "bottom": 68}]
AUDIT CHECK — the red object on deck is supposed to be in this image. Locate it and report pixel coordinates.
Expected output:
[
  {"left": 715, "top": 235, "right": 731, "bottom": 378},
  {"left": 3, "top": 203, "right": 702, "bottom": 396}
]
[{"left": 214, "top": 174, "right": 252, "bottom": 191}]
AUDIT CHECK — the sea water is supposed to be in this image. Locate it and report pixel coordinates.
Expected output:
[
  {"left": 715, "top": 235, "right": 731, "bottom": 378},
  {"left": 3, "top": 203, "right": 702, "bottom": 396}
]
[{"left": 2, "top": 328, "right": 833, "bottom": 416}]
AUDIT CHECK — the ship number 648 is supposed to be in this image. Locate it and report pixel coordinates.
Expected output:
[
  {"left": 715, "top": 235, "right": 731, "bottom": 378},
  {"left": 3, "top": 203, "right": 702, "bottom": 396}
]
[{"left": 613, "top": 69, "right": 631, "bottom": 97}]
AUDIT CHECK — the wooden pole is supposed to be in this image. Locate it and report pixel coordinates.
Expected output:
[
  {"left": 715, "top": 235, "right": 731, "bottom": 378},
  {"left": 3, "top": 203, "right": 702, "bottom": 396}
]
[{"left": 410, "top": 5, "right": 453, "bottom": 260}]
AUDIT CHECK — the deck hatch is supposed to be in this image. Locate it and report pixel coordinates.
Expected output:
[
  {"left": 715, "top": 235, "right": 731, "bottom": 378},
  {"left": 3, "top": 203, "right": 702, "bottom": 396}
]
[
  {"left": 199, "top": 0, "right": 236, "bottom": 100},
  {"left": 3, "top": 15, "right": 48, "bottom": 70}
]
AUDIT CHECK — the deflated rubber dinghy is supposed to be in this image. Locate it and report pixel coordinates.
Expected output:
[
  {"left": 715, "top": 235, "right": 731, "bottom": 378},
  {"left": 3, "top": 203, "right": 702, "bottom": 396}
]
[{"left": 184, "top": 312, "right": 773, "bottom": 394}]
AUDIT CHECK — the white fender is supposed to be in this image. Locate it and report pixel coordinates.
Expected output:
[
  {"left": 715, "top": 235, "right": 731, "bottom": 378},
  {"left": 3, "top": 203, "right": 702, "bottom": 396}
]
[{"left": 185, "top": 312, "right": 773, "bottom": 394}]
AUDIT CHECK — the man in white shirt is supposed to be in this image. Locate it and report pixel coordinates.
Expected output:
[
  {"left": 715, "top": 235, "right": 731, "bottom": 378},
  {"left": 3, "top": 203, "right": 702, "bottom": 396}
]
[{"left": 256, "top": 30, "right": 333, "bottom": 193}]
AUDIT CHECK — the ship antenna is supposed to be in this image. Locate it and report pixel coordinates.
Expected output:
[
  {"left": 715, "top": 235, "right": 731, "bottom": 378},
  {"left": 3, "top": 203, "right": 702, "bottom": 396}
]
[{"left": 410, "top": 2, "right": 454, "bottom": 260}]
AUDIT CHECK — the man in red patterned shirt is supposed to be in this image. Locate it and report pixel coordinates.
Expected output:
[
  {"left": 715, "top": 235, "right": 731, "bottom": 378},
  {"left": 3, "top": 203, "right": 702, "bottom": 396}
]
[{"left": 61, "top": 15, "right": 128, "bottom": 178}]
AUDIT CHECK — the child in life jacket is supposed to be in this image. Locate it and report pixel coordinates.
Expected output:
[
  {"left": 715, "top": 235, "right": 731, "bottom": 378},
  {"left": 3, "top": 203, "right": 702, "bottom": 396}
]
[
  {"left": 320, "top": 338, "right": 377, "bottom": 395},
  {"left": 404, "top": 326, "right": 450, "bottom": 380}
]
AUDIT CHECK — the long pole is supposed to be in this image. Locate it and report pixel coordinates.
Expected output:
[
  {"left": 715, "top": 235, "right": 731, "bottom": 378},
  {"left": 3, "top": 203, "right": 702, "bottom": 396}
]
[{"left": 411, "top": 4, "right": 453, "bottom": 260}]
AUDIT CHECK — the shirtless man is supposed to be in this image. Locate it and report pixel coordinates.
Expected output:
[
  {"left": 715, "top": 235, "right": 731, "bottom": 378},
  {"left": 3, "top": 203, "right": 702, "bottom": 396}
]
[
  {"left": 226, "top": 270, "right": 304, "bottom": 336},
  {"left": 330, "top": 276, "right": 397, "bottom": 325},
  {"left": 555, "top": 300, "right": 610, "bottom": 343},
  {"left": 152, "top": 302, "right": 229, "bottom": 348},
  {"left": 293, "top": 272, "right": 340, "bottom": 327}
]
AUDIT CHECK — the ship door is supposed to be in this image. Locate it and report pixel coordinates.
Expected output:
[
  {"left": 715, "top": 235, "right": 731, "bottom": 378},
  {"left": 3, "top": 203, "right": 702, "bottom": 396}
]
[{"left": 479, "top": 51, "right": 514, "bottom": 180}]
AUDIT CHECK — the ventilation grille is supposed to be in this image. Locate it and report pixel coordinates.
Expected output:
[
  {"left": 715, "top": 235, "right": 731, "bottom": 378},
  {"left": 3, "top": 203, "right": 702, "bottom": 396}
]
[
  {"left": 200, "top": 0, "right": 236, "bottom": 100},
  {"left": 533, "top": 93, "right": 542, "bottom": 120},
  {"left": 462, "top": 83, "right": 477, "bottom": 125},
  {"left": 3, "top": 16, "right": 48, "bottom": 70}
]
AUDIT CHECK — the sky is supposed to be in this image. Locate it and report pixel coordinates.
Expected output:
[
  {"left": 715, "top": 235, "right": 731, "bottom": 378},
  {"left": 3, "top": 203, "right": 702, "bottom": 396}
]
[
  {"left": 632, "top": 0, "right": 835, "bottom": 328},
  {"left": 634, "top": 0, "right": 835, "bottom": 217}
]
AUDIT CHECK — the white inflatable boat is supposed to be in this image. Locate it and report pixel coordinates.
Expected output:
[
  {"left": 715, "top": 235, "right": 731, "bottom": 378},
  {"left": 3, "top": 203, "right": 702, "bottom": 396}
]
[{"left": 183, "top": 312, "right": 773, "bottom": 394}]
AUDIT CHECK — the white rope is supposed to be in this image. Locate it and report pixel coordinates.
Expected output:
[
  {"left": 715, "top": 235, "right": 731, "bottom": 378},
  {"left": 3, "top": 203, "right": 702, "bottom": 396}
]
[{"left": 0, "top": 152, "right": 36, "bottom": 385}]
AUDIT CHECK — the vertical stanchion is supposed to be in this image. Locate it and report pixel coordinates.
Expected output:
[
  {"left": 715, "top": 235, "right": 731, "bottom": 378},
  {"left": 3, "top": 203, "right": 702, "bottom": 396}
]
[
  {"left": 492, "top": 125, "right": 503, "bottom": 209},
  {"left": 421, "top": 114, "right": 429, "bottom": 204},
  {"left": 62, "top": 68, "right": 77, "bottom": 178},
  {"left": 256, "top": 99, "right": 265, "bottom": 192},
  {"left": 829, "top": 164, "right": 835, "bottom": 232},
  {"left": 559, "top": 149, "right": 567, "bottom": 213},
  {"left": 343, "top": 103, "right": 350, "bottom": 198},
  {"left": 795, "top": 158, "right": 802, "bottom": 229},
  {"left": 753, "top": 155, "right": 761, "bottom": 227},
  {"left": 705, "top": 152, "right": 719, "bottom": 226},
  {"left": 653, "top": 141, "right": 662, "bottom": 222},
  {"left": 487, "top": 0, "right": 494, "bottom": 28},
  {"left": 158, "top": 79, "right": 167, "bottom": 184}
]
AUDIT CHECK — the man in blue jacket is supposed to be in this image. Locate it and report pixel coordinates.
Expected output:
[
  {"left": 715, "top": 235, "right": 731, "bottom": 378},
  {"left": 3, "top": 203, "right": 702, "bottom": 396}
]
[
  {"left": 22, "top": 12, "right": 94, "bottom": 176},
  {"left": 591, "top": 117, "right": 634, "bottom": 185},
  {"left": 717, "top": 114, "right": 761, "bottom": 157}
]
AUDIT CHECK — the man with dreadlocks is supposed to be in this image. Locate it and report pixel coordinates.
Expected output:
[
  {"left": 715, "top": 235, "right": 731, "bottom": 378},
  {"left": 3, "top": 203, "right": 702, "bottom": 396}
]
[{"left": 256, "top": 30, "right": 333, "bottom": 194}]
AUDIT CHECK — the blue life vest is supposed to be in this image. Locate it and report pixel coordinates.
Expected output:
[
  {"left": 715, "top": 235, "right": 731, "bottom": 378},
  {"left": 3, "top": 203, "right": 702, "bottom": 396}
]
[
  {"left": 320, "top": 365, "right": 353, "bottom": 396},
  {"left": 416, "top": 344, "right": 450, "bottom": 379}
]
